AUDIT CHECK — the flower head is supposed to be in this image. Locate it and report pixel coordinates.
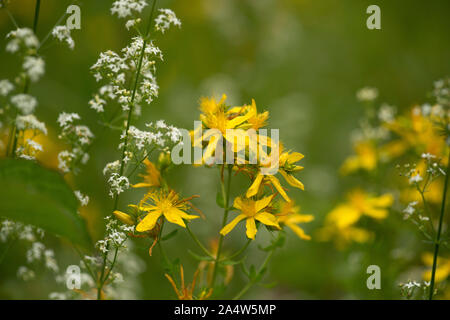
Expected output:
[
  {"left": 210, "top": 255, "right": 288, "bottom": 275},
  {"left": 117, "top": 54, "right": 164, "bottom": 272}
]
[
  {"left": 220, "top": 196, "right": 280, "bottom": 239},
  {"left": 132, "top": 158, "right": 161, "bottom": 188},
  {"left": 134, "top": 189, "right": 199, "bottom": 232}
]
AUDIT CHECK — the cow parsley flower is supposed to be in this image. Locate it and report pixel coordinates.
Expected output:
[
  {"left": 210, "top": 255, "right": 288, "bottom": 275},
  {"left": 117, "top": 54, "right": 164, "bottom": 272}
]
[{"left": 356, "top": 87, "right": 378, "bottom": 102}]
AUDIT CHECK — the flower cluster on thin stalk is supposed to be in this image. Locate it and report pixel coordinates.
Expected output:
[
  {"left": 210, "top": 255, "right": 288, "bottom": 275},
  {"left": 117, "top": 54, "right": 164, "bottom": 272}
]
[{"left": 77, "top": 0, "right": 184, "bottom": 299}]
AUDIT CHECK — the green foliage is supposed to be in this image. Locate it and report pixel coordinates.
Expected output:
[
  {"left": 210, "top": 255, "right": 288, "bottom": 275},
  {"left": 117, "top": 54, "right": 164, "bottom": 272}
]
[{"left": 0, "top": 159, "right": 91, "bottom": 248}]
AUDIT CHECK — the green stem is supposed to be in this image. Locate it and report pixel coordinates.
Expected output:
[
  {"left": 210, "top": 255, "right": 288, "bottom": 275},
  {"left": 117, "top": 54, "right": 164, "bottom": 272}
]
[
  {"left": 233, "top": 250, "right": 274, "bottom": 300},
  {"left": 428, "top": 151, "right": 450, "bottom": 300},
  {"left": 186, "top": 223, "right": 214, "bottom": 258},
  {"left": 225, "top": 239, "right": 251, "bottom": 261},
  {"left": 210, "top": 165, "right": 232, "bottom": 289},
  {"left": 97, "top": 1, "right": 158, "bottom": 300}
]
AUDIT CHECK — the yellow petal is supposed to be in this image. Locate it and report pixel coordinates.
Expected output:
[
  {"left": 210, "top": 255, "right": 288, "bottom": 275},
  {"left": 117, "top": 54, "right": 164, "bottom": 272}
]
[
  {"left": 245, "top": 218, "right": 257, "bottom": 239},
  {"left": 113, "top": 210, "right": 135, "bottom": 225},
  {"left": 220, "top": 214, "right": 246, "bottom": 236},
  {"left": 255, "top": 212, "right": 280, "bottom": 229},
  {"left": 286, "top": 213, "right": 314, "bottom": 224},
  {"left": 287, "top": 152, "right": 304, "bottom": 163},
  {"left": 233, "top": 197, "right": 244, "bottom": 210},
  {"left": 246, "top": 174, "right": 263, "bottom": 198},
  {"left": 268, "top": 175, "right": 290, "bottom": 202},
  {"left": 280, "top": 170, "right": 304, "bottom": 190},
  {"left": 132, "top": 182, "right": 152, "bottom": 188},
  {"left": 172, "top": 207, "right": 199, "bottom": 221},
  {"left": 326, "top": 204, "right": 361, "bottom": 228},
  {"left": 164, "top": 208, "right": 187, "bottom": 228},
  {"left": 255, "top": 195, "right": 273, "bottom": 213},
  {"left": 136, "top": 210, "right": 162, "bottom": 232},
  {"left": 285, "top": 222, "right": 311, "bottom": 240}
]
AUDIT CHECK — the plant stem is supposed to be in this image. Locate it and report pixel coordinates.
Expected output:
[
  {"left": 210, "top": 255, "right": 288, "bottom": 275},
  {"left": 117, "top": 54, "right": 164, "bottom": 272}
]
[
  {"left": 225, "top": 239, "right": 251, "bottom": 261},
  {"left": 428, "top": 151, "right": 450, "bottom": 300},
  {"left": 97, "top": 0, "right": 158, "bottom": 300},
  {"left": 210, "top": 165, "right": 232, "bottom": 289},
  {"left": 186, "top": 224, "right": 214, "bottom": 258},
  {"left": 233, "top": 250, "right": 274, "bottom": 300},
  {"left": 8, "top": 0, "right": 41, "bottom": 158}
]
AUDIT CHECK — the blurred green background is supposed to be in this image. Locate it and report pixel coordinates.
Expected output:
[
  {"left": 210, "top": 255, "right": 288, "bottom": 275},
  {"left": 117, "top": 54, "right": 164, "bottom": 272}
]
[{"left": 1, "top": 0, "right": 449, "bottom": 299}]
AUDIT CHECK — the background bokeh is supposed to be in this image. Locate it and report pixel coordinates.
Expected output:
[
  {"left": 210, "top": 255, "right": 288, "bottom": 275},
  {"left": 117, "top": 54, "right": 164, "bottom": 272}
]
[{"left": 1, "top": 0, "right": 449, "bottom": 299}]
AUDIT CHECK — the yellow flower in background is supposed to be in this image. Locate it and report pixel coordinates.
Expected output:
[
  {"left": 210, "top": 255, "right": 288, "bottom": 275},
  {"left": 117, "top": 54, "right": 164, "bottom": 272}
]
[
  {"left": 340, "top": 140, "right": 377, "bottom": 175},
  {"left": 165, "top": 265, "right": 212, "bottom": 300},
  {"left": 317, "top": 189, "right": 392, "bottom": 248},
  {"left": 220, "top": 196, "right": 280, "bottom": 239},
  {"left": 246, "top": 146, "right": 304, "bottom": 202},
  {"left": 325, "top": 189, "right": 393, "bottom": 229},
  {"left": 132, "top": 158, "right": 161, "bottom": 188},
  {"left": 381, "top": 107, "right": 447, "bottom": 162},
  {"left": 276, "top": 201, "right": 313, "bottom": 240},
  {"left": 422, "top": 253, "right": 450, "bottom": 283},
  {"left": 316, "top": 225, "right": 373, "bottom": 249},
  {"left": 134, "top": 189, "right": 199, "bottom": 232}
]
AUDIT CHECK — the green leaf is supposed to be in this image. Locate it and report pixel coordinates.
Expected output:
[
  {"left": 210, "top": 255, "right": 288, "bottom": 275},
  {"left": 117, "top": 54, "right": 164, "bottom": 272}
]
[
  {"left": 0, "top": 159, "right": 91, "bottom": 248},
  {"left": 216, "top": 191, "right": 225, "bottom": 208}
]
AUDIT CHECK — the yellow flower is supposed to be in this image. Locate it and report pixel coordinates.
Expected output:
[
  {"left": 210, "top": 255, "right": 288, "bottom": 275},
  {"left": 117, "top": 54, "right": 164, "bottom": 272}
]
[
  {"left": 316, "top": 225, "right": 373, "bottom": 249},
  {"left": 340, "top": 140, "right": 377, "bottom": 175},
  {"left": 132, "top": 158, "right": 161, "bottom": 188},
  {"left": 325, "top": 189, "right": 393, "bottom": 229},
  {"left": 246, "top": 145, "right": 304, "bottom": 202},
  {"left": 134, "top": 190, "right": 199, "bottom": 232},
  {"left": 422, "top": 253, "right": 450, "bottom": 283},
  {"left": 276, "top": 201, "right": 313, "bottom": 240},
  {"left": 194, "top": 95, "right": 273, "bottom": 164},
  {"left": 381, "top": 107, "right": 447, "bottom": 161},
  {"left": 220, "top": 196, "right": 280, "bottom": 239},
  {"left": 165, "top": 264, "right": 213, "bottom": 300}
]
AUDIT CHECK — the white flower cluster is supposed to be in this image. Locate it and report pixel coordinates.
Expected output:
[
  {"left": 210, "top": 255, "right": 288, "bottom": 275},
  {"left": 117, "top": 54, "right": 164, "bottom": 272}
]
[
  {"left": 107, "top": 173, "right": 130, "bottom": 197},
  {"left": 10, "top": 93, "right": 37, "bottom": 115},
  {"left": 0, "top": 218, "right": 44, "bottom": 243},
  {"left": 57, "top": 112, "right": 94, "bottom": 174},
  {"left": 16, "top": 114, "right": 47, "bottom": 134},
  {"left": 26, "top": 242, "right": 59, "bottom": 273},
  {"left": 89, "top": 38, "right": 162, "bottom": 113},
  {"left": 433, "top": 78, "right": 450, "bottom": 107},
  {"left": 356, "top": 86, "right": 378, "bottom": 102},
  {"left": 6, "top": 28, "right": 39, "bottom": 54},
  {"left": 52, "top": 26, "right": 75, "bottom": 50},
  {"left": 154, "top": 8, "right": 181, "bottom": 33},
  {"left": 6, "top": 28, "right": 45, "bottom": 83},
  {"left": 111, "top": 0, "right": 148, "bottom": 19},
  {"left": 0, "top": 79, "right": 14, "bottom": 96},
  {"left": 96, "top": 216, "right": 133, "bottom": 253},
  {"left": 23, "top": 56, "right": 45, "bottom": 82},
  {"left": 74, "top": 190, "right": 89, "bottom": 207}
]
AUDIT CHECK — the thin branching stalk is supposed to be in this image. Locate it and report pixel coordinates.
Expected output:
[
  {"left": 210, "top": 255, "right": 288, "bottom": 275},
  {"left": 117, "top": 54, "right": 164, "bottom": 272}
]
[
  {"left": 210, "top": 164, "right": 233, "bottom": 288},
  {"left": 97, "top": 0, "right": 158, "bottom": 300},
  {"left": 186, "top": 224, "right": 214, "bottom": 258},
  {"left": 428, "top": 151, "right": 450, "bottom": 300}
]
